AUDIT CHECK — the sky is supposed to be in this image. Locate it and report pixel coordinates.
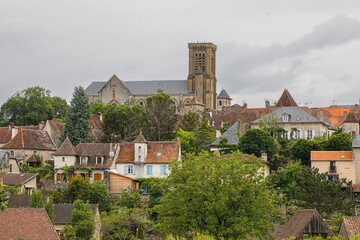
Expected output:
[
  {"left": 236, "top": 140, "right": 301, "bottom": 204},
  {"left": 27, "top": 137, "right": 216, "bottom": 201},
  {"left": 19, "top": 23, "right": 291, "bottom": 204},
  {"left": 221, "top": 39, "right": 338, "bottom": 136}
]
[{"left": 1, "top": 0, "right": 360, "bottom": 108}]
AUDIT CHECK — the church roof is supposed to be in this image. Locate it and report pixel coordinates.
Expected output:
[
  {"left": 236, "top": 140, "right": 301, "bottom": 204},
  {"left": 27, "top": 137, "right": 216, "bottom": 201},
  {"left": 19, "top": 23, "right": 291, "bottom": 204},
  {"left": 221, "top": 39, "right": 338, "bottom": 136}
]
[
  {"left": 185, "top": 96, "right": 204, "bottom": 106},
  {"left": 85, "top": 79, "right": 192, "bottom": 96},
  {"left": 343, "top": 112, "right": 359, "bottom": 123},
  {"left": 217, "top": 89, "right": 232, "bottom": 100},
  {"left": 275, "top": 89, "right": 298, "bottom": 107}
]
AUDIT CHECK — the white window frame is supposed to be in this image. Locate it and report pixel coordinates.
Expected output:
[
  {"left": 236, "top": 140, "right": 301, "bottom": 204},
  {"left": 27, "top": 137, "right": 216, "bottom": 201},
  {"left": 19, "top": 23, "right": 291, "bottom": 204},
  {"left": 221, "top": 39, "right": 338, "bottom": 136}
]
[
  {"left": 283, "top": 130, "right": 288, "bottom": 139},
  {"left": 282, "top": 114, "right": 289, "bottom": 122},
  {"left": 307, "top": 130, "right": 313, "bottom": 140},
  {"left": 96, "top": 156, "right": 102, "bottom": 165},
  {"left": 294, "top": 130, "right": 300, "bottom": 139},
  {"left": 81, "top": 157, "right": 87, "bottom": 165}
]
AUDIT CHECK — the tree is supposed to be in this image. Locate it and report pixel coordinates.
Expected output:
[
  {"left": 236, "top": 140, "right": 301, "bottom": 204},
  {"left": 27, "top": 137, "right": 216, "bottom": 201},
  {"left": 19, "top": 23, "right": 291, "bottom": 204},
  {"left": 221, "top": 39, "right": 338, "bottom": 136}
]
[
  {"left": 238, "top": 128, "right": 278, "bottom": 164},
  {"left": 195, "top": 109, "right": 215, "bottom": 152},
  {"left": 325, "top": 132, "right": 352, "bottom": 151},
  {"left": 258, "top": 113, "right": 284, "bottom": 139},
  {"left": 0, "top": 86, "right": 68, "bottom": 126},
  {"left": 145, "top": 91, "right": 177, "bottom": 141},
  {"left": 59, "top": 224, "right": 76, "bottom": 240},
  {"left": 48, "top": 96, "right": 69, "bottom": 120},
  {"left": 0, "top": 183, "right": 9, "bottom": 210},
  {"left": 71, "top": 200, "right": 95, "bottom": 240},
  {"left": 156, "top": 151, "right": 276, "bottom": 239},
  {"left": 291, "top": 139, "right": 325, "bottom": 166},
  {"left": 117, "top": 191, "right": 142, "bottom": 209},
  {"left": 61, "top": 86, "right": 90, "bottom": 146},
  {"left": 175, "top": 128, "right": 197, "bottom": 154},
  {"left": 219, "top": 121, "right": 231, "bottom": 135},
  {"left": 68, "top": 175, "right": 91, "bottom": 203},
  {"left": 271, "top": 162, "right": 355, "bottom": 215},
  {"left": 45, "top": 196, "right": 56, "bottom": 224},
  {"left": 90, "top": 101, "right": 106, "bottom": 114},
  {"left": 29, "top": 189, "right": 44, "bottom": 208},
  {"left": 179, "top": 110, "right": 199, "bottom": 132},
  {"left": 88, "top": 181, "right": 111, "bottom": 212}
]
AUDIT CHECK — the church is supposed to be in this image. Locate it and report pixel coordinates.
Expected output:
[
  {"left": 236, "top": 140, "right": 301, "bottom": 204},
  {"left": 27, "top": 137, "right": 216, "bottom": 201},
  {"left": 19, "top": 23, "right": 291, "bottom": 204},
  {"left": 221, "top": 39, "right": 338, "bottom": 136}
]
[{"left": 85, "top": 42, "right": 232, "bottom": 114}]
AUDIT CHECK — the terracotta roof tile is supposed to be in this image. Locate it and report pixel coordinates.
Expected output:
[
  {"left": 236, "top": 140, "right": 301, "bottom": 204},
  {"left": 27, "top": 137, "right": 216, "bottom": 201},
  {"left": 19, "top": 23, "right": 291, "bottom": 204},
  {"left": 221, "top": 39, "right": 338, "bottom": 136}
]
[
  {"left": 25, "top": 154, "right": 41, "bottom": 163},
  {"left": 0, "top": 129, "right": 57, "bottom": 151},
  {"left": 1, "top": 173, "right": 38, "bottom": 185},
  {"left": 0, "top": 127, "right": 11, "bottom": 144},
  {"left": 311, "top": 151, "right": 352, "bottom": 161},
  {"left": 343, "top": 112, "right": 359, "bottom": 123},
  {"left": 275, "top": 89, "right": 298, "bottom": 107},
  {"left": 0, "top": 208, "right": 59, "bottom": 240},
  {"left": 133, "top": 131, "right": 147, "bottom": 143},
  {"left": 341, "top": 217, "right": 360, "bottom": 238},
  {"left": 48, "top": 119, "right": 65, "bottom": 137},
  {"left": 55, "top": 137, "right": 76, "bottom": 156},
  {"left": 117, "top": 142, "right": 135, "bottom": 163}
]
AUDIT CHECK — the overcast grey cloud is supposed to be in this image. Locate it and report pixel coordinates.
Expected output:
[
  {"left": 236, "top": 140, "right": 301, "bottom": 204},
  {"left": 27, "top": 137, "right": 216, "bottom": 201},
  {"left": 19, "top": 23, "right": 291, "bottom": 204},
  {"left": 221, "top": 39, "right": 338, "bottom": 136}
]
[{"left": 0, "top": 0, "right": 360, "bottom": 108}]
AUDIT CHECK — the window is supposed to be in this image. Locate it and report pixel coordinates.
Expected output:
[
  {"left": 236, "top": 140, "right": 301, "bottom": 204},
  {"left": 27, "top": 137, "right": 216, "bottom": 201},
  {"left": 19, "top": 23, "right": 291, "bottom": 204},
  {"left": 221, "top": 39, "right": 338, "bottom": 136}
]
[
  {"left": 327, "top": 175, "right": 338, "bottom": 181},
  {"left": 157, "top": 152, "right": 162, "bottom": 157},
  {"left": 147, "top": 165, "right": 153, "bottom": 175},
  {"left": 124, "top": 165, "right": 136, "bottom": 175},
  {"left": 330, "top": 161, "right": 336, "bottom": 172},
  {"left": 282, "top": 131, "right": 288, "bottom": 139},
  {"left": 62, "top": 157, "right": 65, "bottom": 162},
  {"left": 219, "top": 101, "right": 222, "bottom": 106},
  {"left": 307, "top": 130, "right": 313, "bottom": 139},
  {"left": 94, "top": 173, "right": 102, "bottom": 181},
  {"left": 34, "top": 151, "right": 36, "bottom": 154},
  {"left": 51, "top": 154, "right": 54, "bottom": 160},
  {"left": 294, "top": 130, "right": 300, "bottom": 139},
  {"left": 10, "top": 151, "right": 14, "bottom": 157},
  {"left": 160, "top": 165, "right": 167, "bottom": 175},
  {"left": 96, "top": 157, "right": 102, "bottom": 165},
  {"left": 282, "top": 114, "right": 289, "bottom": 122},
  {"left": 81, "top": 157, "right": 86, "bottom": 165}
]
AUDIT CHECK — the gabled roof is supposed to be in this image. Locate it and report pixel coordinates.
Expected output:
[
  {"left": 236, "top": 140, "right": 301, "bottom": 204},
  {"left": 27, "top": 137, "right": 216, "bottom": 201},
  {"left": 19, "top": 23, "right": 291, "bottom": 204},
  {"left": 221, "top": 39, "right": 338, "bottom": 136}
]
[
  {"left": 85, "top": 81, "right": 107, "bottom": 95},
  {"left": 133, "top": 131, "right": 147, "bottom": 143},
  {"left": 211, "top": 120, "right": 240, "bottom": 146},
  {"left": 73, "top": 143, "right": 117, "bottom": 168},
  {"left": 252, "top": 107, "right": 323, "bottom": 124},
  {"left": 275, "top": 89, "right": 298, "bottom": 107},
  {"left": 340, "top": 217, "right": 360, "bottom": 239},
  {"left": 0, "top": 129, "right": 57, "bottom": 151},
  {"left": 25, "top": 154, "right": 41, "bottom": 163},
  {"left": 343, "top": 112, "right": 359, "bottom": 123},
  {"left": 311, "top": 151, "right": 352, "bottom": 161},
  {"left": 47, "top": 118, "right": 65, "bottom": 137},
  {"left": 1, "top": 173, "right": 38, "bottom": 185},
  {"left": 276, "top": 209, "right": 334, "bottom": 239},
  {"left": 8, "top": 195, "right": 47, "bottom": 208},
  {"left": 217, "top": 89, "right": 232, "bottom": 100},
  {"left": 54, "top": 204, "right": 98, "bottom": 225},
  {"left": 55, "top": 137, "right": 76, "bottom": 156},
  {"left": 0, "top": 208, "right": 59, "bottom": 240}
]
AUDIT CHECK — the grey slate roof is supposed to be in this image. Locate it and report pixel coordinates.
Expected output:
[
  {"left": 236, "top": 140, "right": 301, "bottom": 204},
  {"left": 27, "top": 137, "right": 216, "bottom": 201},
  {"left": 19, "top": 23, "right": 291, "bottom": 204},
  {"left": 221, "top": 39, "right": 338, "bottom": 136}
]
[
  {"left": 217, "top": 89, "right": 232, "bottom": 100},
  {"left": 85, "top": 80, "right": 192, "bottom": 96},
  {"left": 252, "top": 107, "right": 323, "bottom": 124},
  {"left": 211, "top": 121, "right": 239, "bottom": 146},
  {"left": 54, "top": 204, "right": 98, "bottom": 224}
]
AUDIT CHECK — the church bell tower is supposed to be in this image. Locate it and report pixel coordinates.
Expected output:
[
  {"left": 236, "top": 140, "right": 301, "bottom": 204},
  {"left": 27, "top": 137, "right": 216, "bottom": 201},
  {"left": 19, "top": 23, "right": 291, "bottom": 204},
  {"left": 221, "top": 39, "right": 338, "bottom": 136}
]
[{"left": 187, "top": 42, "right": 217, "bottom": 110}]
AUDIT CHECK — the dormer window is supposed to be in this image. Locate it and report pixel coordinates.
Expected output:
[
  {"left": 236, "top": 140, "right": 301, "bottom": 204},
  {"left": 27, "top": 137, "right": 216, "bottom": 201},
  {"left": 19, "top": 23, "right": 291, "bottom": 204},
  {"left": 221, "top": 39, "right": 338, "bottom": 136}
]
[
  {"left": 157, "top": 152, "right": 162, "bottom": 157},
  {"left": 96, "top": 156, "right": 102, "bottom": 165},
  {"left": 282, "top": 114, "right": 290, "bottom": 122},
  {"left": 81, "top": 157, "right": 87, "bottom": 165}
]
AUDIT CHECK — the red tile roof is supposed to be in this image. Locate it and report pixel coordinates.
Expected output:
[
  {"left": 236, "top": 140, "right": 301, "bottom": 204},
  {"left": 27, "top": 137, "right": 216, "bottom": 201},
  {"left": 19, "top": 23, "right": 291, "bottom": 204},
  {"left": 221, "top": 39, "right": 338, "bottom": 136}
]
[
  {"left": 275, "top": 89, "right": 298, "bottom": 107},
  {"left": 311, "top": 151, "right": 352, "bottom": 161},
  {"left": 133, "top": 131, "right": 147, "bottom": 143},
  {"left": 48, "top": 118, "right": 65, "bottom": 137},
  {"left": 25, "top": 154, "right": 40, "bottom": 163},
  {"left": 55, "top": 137, "right": 76, "bottom": 156},
  {"left": 0, "top": 208, "right": 59, "bottom": 240},
  {"left": 1, "top": 173, "right": 38, "bottom": 185},
  {"left": 209, "top": 111, "right": 259, "bottom": 130},
  {"left": 0, "top": 129, "right": 57, "bottom": 151},
  {"left": 341, "top": 217, "right": 360, "bottom": 239},
  {"left": 0, "top": 127, "right": 12, "bottom": 144},
  {"left": 73, "top": 143, "right": 117, "bottom": 168}
]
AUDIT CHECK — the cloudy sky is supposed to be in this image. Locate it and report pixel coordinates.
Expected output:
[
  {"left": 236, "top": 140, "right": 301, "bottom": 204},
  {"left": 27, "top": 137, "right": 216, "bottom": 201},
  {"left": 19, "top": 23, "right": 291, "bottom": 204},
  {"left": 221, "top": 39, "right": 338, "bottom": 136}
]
[{"left": 1, "top": 0, "right": 360, "bottom": 108}]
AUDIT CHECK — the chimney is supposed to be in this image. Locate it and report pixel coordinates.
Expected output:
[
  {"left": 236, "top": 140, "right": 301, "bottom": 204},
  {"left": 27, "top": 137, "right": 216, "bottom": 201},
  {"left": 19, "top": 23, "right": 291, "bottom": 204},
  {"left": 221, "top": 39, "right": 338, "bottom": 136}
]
[
  {"left": 265, "top": 100, "right": 270, "bottom": 108},
  {"left": 311, "top": 108, "right": 318, "bottom": 118},
  {"left": 8, "top": 122, "right": 14, "bottom": 130},
  {"left": 320, "top": 109, "right": 324, "bottom": 122},
  {"left": 39, "top": 121, "right": 45, "bottom": 130},
  {"left": 97, "top": 112, "right": 103, "bottom": 122},
  {"left": 243, "top": 103, "right": 247, "bottom": 108},
  {"left": 261, "top": 153, "right": 268, "bottom": 162},
  {"left": 11, "top": 127, "right": 18, "bottom": 139}
]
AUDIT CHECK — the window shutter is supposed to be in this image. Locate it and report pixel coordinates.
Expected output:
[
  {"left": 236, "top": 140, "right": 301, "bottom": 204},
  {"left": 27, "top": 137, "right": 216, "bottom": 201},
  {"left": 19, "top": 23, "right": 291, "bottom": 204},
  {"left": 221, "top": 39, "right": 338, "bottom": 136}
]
[
  {"left": 147, "top": 165, "right": 153, "bottom": 175},
  {"left": 56, "top": 174, "right": 61, "bottom": 183},
  {"left": 150, "top": 165, "right": 153, "bottom": 175},
  {"left": 305, "top": 130, "right": 308, "bottom": 139},
  {"left": 124, "top": 165, "right": 128, "bottom": 175},
  {"left": 312, "top": 130, "right": 315, "bottom": 139},
  {"left": 68, "top": 174, "right": 72, "bottom": 182},
  {"left": 85, "top": 174, "right": 89, "bottom": 181},
  {"left": 133, "top": 165, "right": 136, "bottom": 175}
]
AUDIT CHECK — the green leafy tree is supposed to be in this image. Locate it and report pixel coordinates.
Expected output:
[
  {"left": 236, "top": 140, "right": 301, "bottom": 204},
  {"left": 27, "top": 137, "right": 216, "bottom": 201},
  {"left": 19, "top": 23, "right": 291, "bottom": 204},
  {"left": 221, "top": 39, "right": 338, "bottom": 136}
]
[
  {"left": 258, "top": 113, "right": 284, "bottom": 139},
  {"left": 325, "top": 132, "right": 352, "bottom": 151},
  {"left": 0, "top": 183, "right": 9, "bottom": 210},
  {"left": 48, "top": 96, "right": 69, "bottom": 120},
  {"left": 156, "top": 151, "right": 276, "bottom": 239},
  {"left": 145, "top": 90, "right": 178, "bottom": 141},
  {"left": 179, "top": 110, "right": 200, "bottom": 132},
  {"left": 68, "top": 175, "right": 91, "bottom": 203},
  {"left": 117, "top": 191, "right": 142, "bottom": 209},
  {"left": 59, "top": 224, "right": 76, "bottom": 240},
  {"left": 195, "top": 109, "right": 215, "bottom": 152},
  {"left": 45, "top": 196, "right": 56, "bottom": 224},
  {"left": 52, "top": 189, "right": 69, "bottom": 204},
  {"left": 219, "top": 121, "right": 231, "bottom": 134},
  {"left": 175, "top": 128, "right": 197, "bottom": 154},
  {"left": 88, "top": 181, "right": 111, "bottom": 212},
  {"left": 291, "top": 139, "right": 325, "bottom": 166},
  {"left": 61, "top": 86, "right": 90, "bottom": 146},
  {"left": 71, "top": 199, "right": 95, "bottom": 240},
  {"left": 0, "top": 86, "right": 67, "bottom": 126},
  {"left": 238, "top": 128, "right": 278, "bottom": 164},
  {"left": 90, "top": 101, "right": 106, "bottom": 114},
  {"left": 29, "top": 189, "right": 44, "bottom": 208}
]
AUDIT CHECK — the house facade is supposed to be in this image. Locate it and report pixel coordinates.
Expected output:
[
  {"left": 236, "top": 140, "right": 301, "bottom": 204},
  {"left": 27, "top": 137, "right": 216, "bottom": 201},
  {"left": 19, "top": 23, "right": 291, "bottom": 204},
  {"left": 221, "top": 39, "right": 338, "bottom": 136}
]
[{"left": 1, "top": 173, "right": 38, "bottom": 195}]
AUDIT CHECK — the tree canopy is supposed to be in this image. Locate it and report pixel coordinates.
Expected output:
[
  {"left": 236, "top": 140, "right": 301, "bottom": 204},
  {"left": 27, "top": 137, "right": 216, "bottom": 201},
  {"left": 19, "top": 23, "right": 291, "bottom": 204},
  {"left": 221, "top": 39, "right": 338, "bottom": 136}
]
[
  {"left": 71, "top": 199, "right": 95, "bottom": 240},
  {"left": 88, "top": 181, "right": 111, "bottom": 212},
  {"left": 179, "top": 110, "right": 200, "bottom": 132},
  {"left": 29, "top": 189, "right": 44, "bottom": 208},
  {"left": 0, "top": 86, "right": 68, "bottom": 126},
  {"left": 156, "top": 151, "right": 276, "bottom": 239},
  {"left": 68, "top": 175, "right": 91, "bottom": 203},
  {"left": 195, "top": 109, "right": 215, "bottom": 152}
]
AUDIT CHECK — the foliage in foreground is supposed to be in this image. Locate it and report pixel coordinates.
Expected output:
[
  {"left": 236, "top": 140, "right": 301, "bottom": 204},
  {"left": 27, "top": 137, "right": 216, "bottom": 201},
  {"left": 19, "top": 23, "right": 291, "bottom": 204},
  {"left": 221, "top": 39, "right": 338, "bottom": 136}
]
[
  {"left": 156, "top": 151, "right": 277, "bottom": 239},
  {"left": 71, "top": 199, "right": 95, "bottom": 240}
]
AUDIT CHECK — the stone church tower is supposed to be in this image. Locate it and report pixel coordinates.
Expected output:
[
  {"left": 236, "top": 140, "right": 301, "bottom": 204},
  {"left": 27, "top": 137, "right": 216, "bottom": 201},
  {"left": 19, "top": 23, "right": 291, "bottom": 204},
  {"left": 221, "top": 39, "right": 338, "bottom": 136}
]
[{"left": 187, "top": 43, "right": 217, "bottom": 110}]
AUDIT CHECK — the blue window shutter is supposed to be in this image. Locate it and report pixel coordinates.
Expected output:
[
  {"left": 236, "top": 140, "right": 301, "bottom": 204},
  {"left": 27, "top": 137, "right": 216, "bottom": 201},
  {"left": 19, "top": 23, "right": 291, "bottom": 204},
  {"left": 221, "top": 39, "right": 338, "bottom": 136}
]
[
  {"left": 124, "top": 165, "right": 128, "bottom": 175},
  {"left": 147, "top": 165, "right": 153, "bottom": 175},
  {"left": 161, "top": 165, "right": 166, "bottom": 175},
  {"left": 150, "top": 165, "right": 153, "bottom": 175},
  {"left": 133, "top": 165, "right": 136, "bottom": 175}
]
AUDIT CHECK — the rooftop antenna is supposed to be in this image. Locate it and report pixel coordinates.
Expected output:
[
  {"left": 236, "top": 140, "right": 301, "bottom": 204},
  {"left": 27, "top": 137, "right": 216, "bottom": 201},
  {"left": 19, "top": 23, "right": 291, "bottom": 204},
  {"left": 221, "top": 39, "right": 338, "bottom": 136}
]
[{"left": 332, "top": 100, "right": 336, "bottom": 106}]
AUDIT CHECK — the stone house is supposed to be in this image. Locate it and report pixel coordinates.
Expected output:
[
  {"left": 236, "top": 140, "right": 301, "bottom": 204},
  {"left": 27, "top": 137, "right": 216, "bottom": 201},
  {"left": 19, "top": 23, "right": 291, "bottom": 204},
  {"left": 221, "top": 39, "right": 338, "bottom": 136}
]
[
  {"left": 54, "top": 137, "right": 119, "bottom": 185},
  {"left": 85, "top": 43, "right": 227, "bottom": 113},
  {"left": 112, "top": 132, "right": 181, "bottom": 180},
  {"left": 1, "top": 173, "right": 38, "bottom": 195},
  {"left": 216, "top": 89, "right": 232, "bottom": 110},
  {"left": 41, "top": 118, "right": 65, "bottom": 147},
  {"left": 0, "top": 208, "right": 60, "bottom": 240},
  {"left": 0, "top": 128, "right": 57, "bottom": 172},
  {"left": 342, "top": 111, "right": 359, "bottom": 136}
]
